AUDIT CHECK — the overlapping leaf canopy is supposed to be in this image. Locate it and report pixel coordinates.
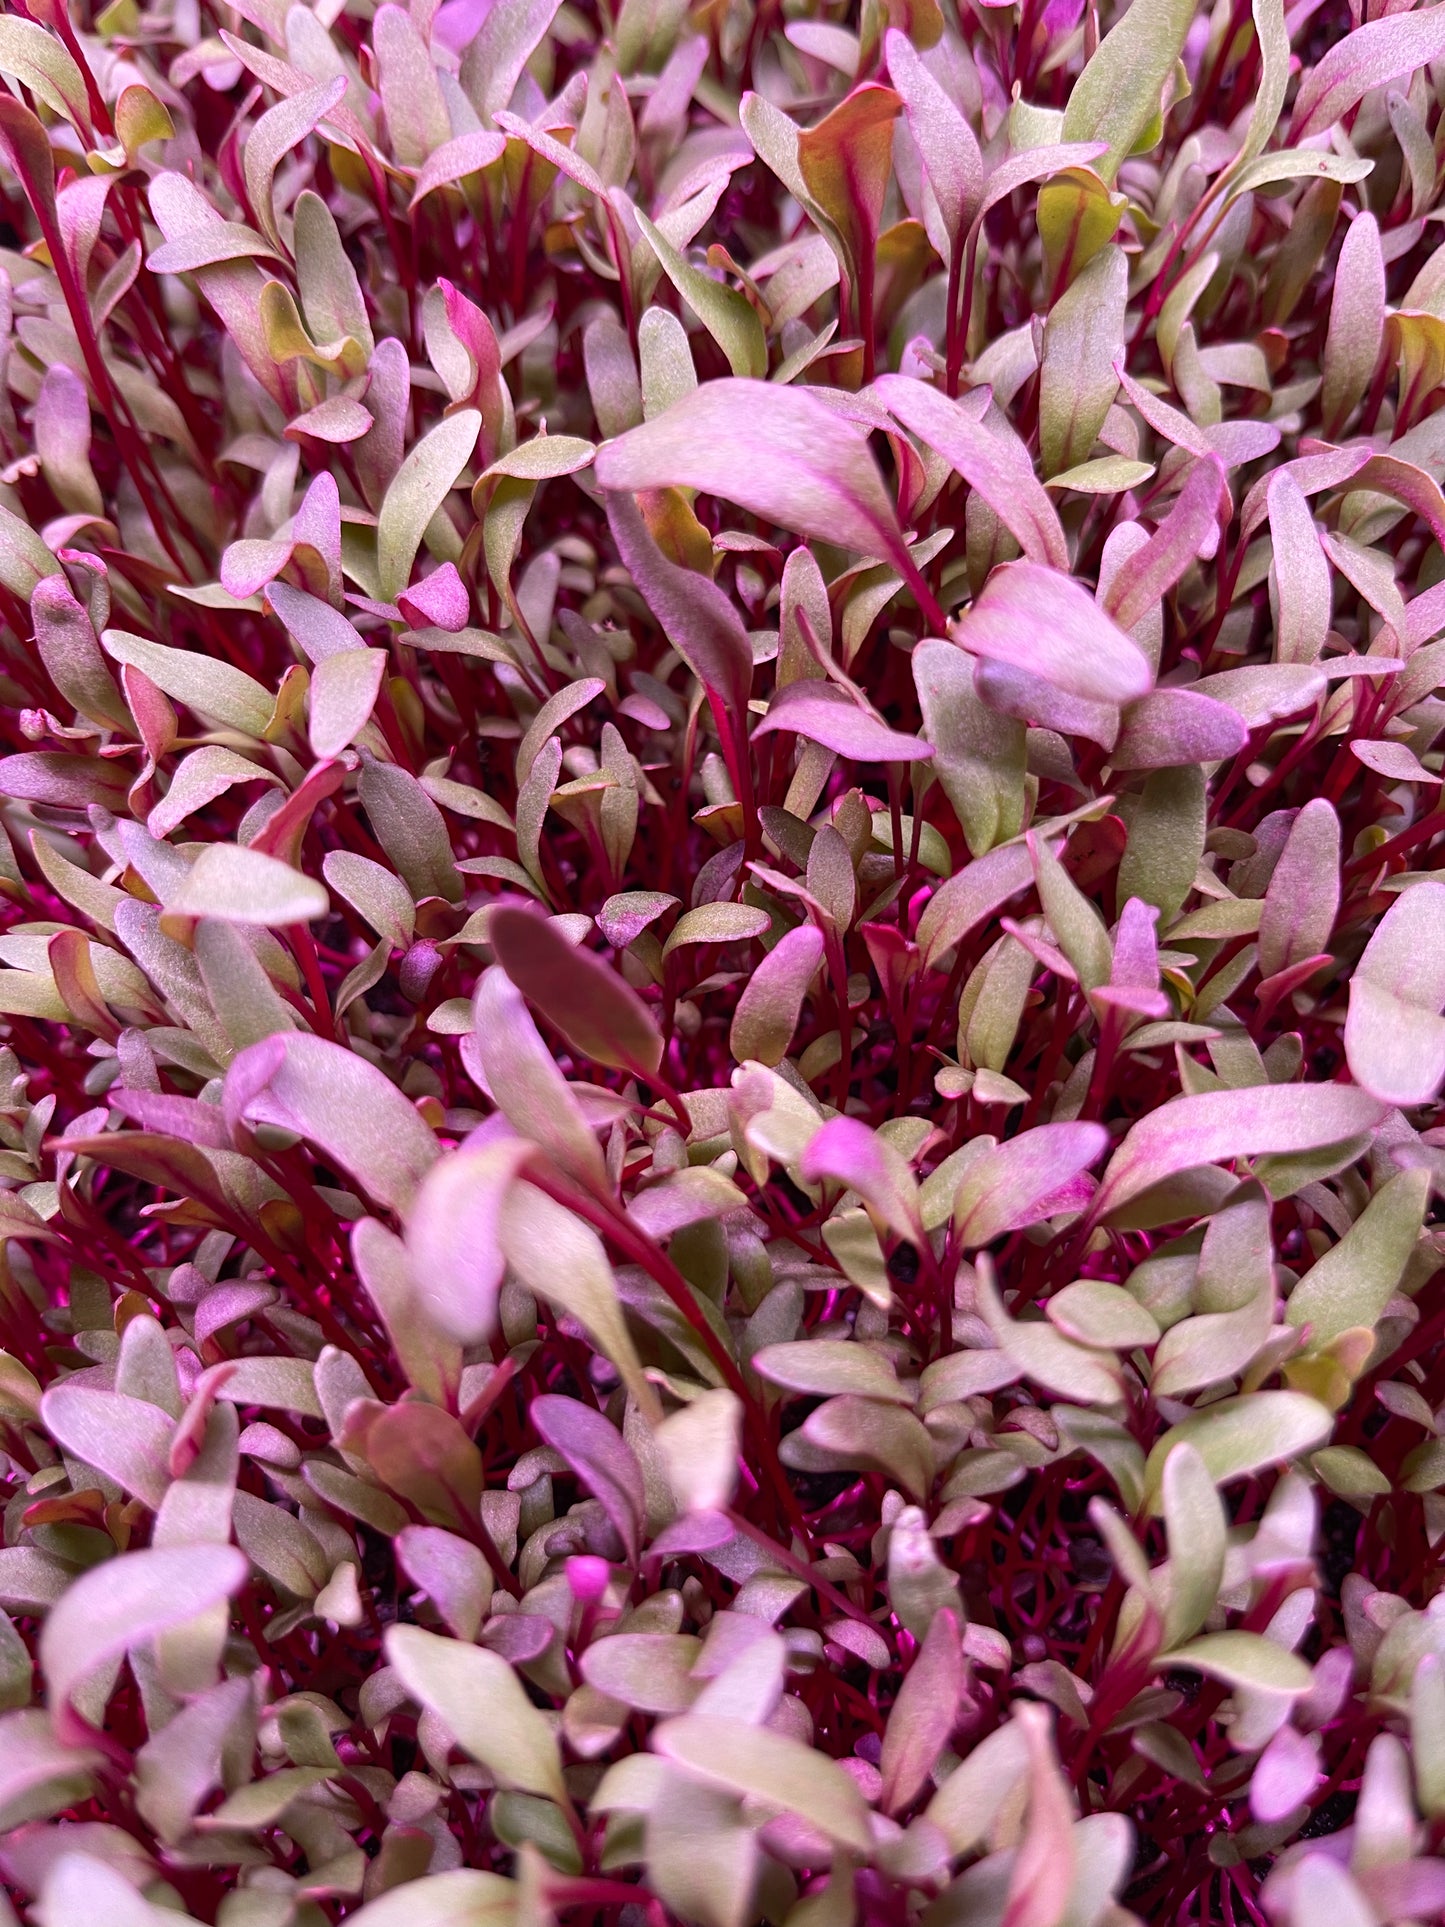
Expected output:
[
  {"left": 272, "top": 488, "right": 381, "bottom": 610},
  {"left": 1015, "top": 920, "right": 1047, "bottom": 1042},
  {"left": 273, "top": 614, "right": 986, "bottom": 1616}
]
[{"left": 0, "top": 0, "right": 1444, "bottom": 1922}]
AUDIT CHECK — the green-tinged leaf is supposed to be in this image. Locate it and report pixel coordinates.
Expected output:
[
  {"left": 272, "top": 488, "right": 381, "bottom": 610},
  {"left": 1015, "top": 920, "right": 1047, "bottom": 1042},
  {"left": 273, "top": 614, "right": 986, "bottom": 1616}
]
[
  {"left": 662, "top": 903, "right": 772, "bottom": 959},
  {"left": 978, "top": 1259, "right": 1123, "bottom": 1405},
  {"left": 102, "top": 630, "right": 273, "bottom": 735},
  {"left": 41, "top": 1545, "right": 247, "bottom": 1715},
  {"left": 1345, "top": 881, "right": 1445, "bottom": 1106},
  {"left": 244, "top": 78, "right": 346, "bottom": 250},
  {"left": 1047, "top": 1279, "right": 1159, "bottom": 1350},
  {"left": 633, "top": 209, "right": 766, "bottom": 379},
  {"left": 1160, "top": 1443, "right": 1225, "bottom": 1649},
  {"left": 161, "top": 845, "right": 328, "bottom": 931},
  {"left": 730, "top": 923, "right": 825, "bottom": 1065},
  {"left": 377, "top": 411, "right": 481, "bottom": 600},
  {"left": 481, "top": 435, "right": 596, "bottom": 482},
  {"left": 654, "top": 1713, "right": 873, "bottom": 1850},
  {"left": 797, "top": 1393, "right": 935, "bottom": 1500},
  {"left": 1143, "top": 1392, "right": 1334, "bottom": 1513},
  {"left": 1061, "top": 0, "right": 1195, "bottom": 183},
  {"left": 1045, "top": 455, "right": 1156, "bottom": 493},
  {"left": 654, "top": 1388, "right": 742, "bottom": 1513},
  {"left": 1158, "top": 1631, "right": 1312, "bottom": 1695},
  {"left": 0, "top": 17, "right": 91, "bottom": 131},
  {"left": 925, "top": 1717, "right": 1030, "bottom": 1855},
  {"left": 1285, "top": 1167, "right": 1429, "bottom": 1349},
  {"left": 471, "top": 965, "right": 609, "bottom": 1186},
  {"left": 386, "top": 1624, "right": 566, "bottom": 1800},
  {"left": 499, "top": 1181, "right": 660, "bottom": 1422},
  {"left": 1039, "top": 246, "right": 1128, "bottom": 477},
  {"left": 310, "top": 648, "right": 384, "bottom": 758},
  {"left": 753, "top": 1338, "right": 909, "bottom": 1404}
]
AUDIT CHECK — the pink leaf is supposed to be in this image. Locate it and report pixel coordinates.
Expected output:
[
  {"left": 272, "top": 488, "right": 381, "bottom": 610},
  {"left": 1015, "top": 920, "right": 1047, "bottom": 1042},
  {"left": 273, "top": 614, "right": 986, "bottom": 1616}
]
[
  {"left": 1002, "top": 1705, "right": 1077, "bottom": 1927},
  {"left": 753, "top": 681, "right": 932, "bottom": 761},
  {"left": 1349, "top": 738, "right": 1442, "bottom": 785},
  {"left": 873, "top": 374, "right": 1068, "bottom": 569},
  {"left": 1100, "top": 457, "right": 1226, "bottom": 633},
  {"left": 1291, "top": 5, "right": 1445, "bottom": 139},
  {"left": 1251, "top": 1725, "right": 1322, "bottom": 1824},
  {"left": 974, "top": 657, "right": 1122, "bottom": 749},
  {"left": 39, "top": 1384, "right": 176, "bottom": 1510},
  {"left": 916, "top": 837, "right": 1039, "bottom": 967},
  {"left": 730, "top": 923, "right": 826, "bottom": 1067},
  {"left": 108, "top": 1089, "right": 233, "bottom": 1150},
  {"left": 605, "top": 489, "right": 752, "bottom": 739},
  {"left": 398, "top": 562, "right": 469, "bottom": 632},
  {"left": 437, "top": 278, "right": 507, "bottom": 460},
  {"left": 974, "top": 140, "right": 1109, "bottom": 227},
  {"left": 595, "top": 378, "right": 942, "bottom": 622},
  {"left": 1258, "top": 799, "right": 1341, "bottom": 981},
  {"left": 1111, "top": 688, "right": 1247, "bottom": 770},
  {"left": 465, "top": 966, "right": 610, "bottom": 1189},
  {"left": 1267, "top": 470, "right": 1333, "bottom": 666},
  {"left": 1110, "top": 896, "right": 1161, "bottom": 997},
  {"left": 1346, "top": 881, "right": 1445, "bottom": 1106},
  {"left": 401, "top": 1137, "right": 533, "bottom": 1345},
  {"left": 800, "top": 1114, "right": 922, "bottom": 1242},
  {"left": 224, "top": 1032, "right": 440, "bottom": 1215},
  {"left": 884, "top": 31, "right": 981, "bottom": 237},
  {"left": 953, "top": 562, "right": 1153, "bottom": 706},
  {"left": 1093, "top": 1085, "right": 1390, "bottom": 1222},
  {"left": 410, "top": 131, "right": 507, "bottom": 208},
  {"left": 532, "top": 1393, "right": 646, "bottom": 1563},
  {"left": 954, "top": 1122, "right": 1108, "bottom": 1247},
  {"left": 41, "top": 1544, "right": 247, "bottom": 1722},
  {"left": 880, "top": 1607, "right": 962, "bottom": 1814},
  {"left": 0, "top": 751, "right": 128, "bottom": 809}
]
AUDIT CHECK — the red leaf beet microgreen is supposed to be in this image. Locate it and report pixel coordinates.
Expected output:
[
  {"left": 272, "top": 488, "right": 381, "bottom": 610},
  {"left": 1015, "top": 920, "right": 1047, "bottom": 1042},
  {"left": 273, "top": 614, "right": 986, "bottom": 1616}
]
[{"left": 1, "top": 1, "right": 1445, "bottom": 1924}]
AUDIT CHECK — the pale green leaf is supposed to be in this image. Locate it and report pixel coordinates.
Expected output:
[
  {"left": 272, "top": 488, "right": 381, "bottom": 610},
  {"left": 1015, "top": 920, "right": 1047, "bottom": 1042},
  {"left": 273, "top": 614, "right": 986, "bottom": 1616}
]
[
  {"left": 377, "top": 411, "right": 481, "bottom": 600},
  {"left": 387, "top": 1624, "right": 564, "bottom": 1799}
]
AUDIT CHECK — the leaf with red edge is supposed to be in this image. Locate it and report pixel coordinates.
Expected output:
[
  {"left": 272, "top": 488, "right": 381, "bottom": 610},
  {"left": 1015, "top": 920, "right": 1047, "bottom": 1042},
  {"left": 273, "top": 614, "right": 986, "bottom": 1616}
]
[
  {"left": 605, "top": 489, "right": 753, "bottom": 746},
  {"left": 797, "top": 83, "right": 901, "bottom": 277},
  {"left": 753, "top": 681, "right": 932, "bottom": 761},
  {"left": 1099, "top": 457, "right": 1226, "bottom": 633},
  {"left": 488, "top": 903, "right": 664, "bottom": 1076},
  {"left": 1092, "top": 1085, "right": 1391, "bottom": 1223},
  {"left": 880, "top": 1606, "right": 962, "bottom": 1814},
  {"left": 952, "top": 562, "right": 1153, "bottom": 706},
  {"left": 873, "top": 375, "right": 1069, "bottom": 570},
  {"left": 954, "top": 1123, "right": 1108, "bottom": 1247},
  {"left": 597, "top": 379, "right": 925, "bottom": 584},
  {"left": 532, "top": 1394, "right": 646, "bottom": 1563}
]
